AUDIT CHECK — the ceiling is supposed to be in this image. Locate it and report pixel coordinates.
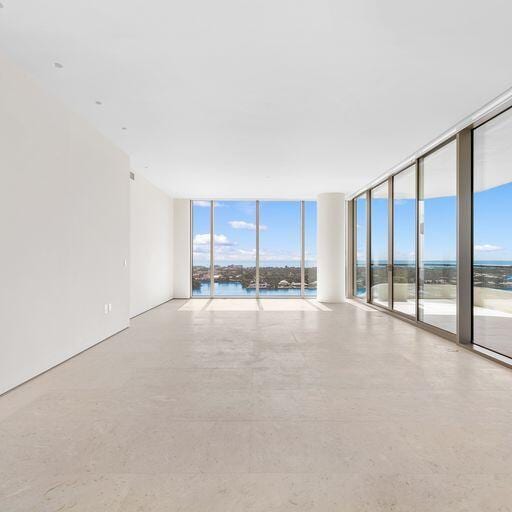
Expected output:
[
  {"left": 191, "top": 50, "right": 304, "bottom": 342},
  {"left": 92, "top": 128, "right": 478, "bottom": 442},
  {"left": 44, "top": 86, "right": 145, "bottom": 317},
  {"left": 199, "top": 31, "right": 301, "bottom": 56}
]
[{"left": 1, "top": 0, "right": 512, "bottom": 199}]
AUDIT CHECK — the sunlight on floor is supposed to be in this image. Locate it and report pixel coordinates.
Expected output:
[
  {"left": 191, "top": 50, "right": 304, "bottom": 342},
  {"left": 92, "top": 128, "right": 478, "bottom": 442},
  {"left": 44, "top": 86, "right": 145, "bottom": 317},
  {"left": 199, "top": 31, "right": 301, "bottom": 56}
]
[{"left": 178, "top": 299, "right": 332, "bottom": 312}]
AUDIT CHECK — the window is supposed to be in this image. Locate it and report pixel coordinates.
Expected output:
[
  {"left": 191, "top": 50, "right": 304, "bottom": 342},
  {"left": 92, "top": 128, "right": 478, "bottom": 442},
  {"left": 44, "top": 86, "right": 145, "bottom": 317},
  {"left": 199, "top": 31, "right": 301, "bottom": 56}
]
[
  {"left": 473, "top": 108, "right": 512, "bottom": 358},
  {"left": 393, "top": 166, "right": 416, "bottom": 316},
  {"left": 371, "top": 182, "right": 389, "bottom": 307},
  {"left": 213, "top": 201, "right": 256, "bottom": 296},
  {"left": 418, "top": 141, "right": 457, "bottom": 333},
  {"left": 191, "top": 200, "right": 315, "bottom": 297},
  {"left": 354, "top": 194, "right": 367, "bottom": 298},
  {"left": 304, "top": 201, "right": 317, "bottom": 296},
  {"left": 347, "top": 95, "right": 512, "bottom": 366},
  {"left": 192, "top": 200, "right": 212, "bottom": 296},
  {"left": 259, "top": 201, "right": 302, "bottom": 296}
]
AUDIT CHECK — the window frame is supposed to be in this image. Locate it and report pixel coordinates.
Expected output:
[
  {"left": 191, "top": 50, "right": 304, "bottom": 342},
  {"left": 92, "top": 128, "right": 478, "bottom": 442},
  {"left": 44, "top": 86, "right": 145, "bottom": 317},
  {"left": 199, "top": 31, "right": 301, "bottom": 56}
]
[
  {"left": 190, "top": 199, "right": 317, "bottom": 299},
  {"left": 471, "top": 105, "right": 512, "bottom": 359},
  {"left": 348, "top": 97, "right": 512, "bottom": 367}
]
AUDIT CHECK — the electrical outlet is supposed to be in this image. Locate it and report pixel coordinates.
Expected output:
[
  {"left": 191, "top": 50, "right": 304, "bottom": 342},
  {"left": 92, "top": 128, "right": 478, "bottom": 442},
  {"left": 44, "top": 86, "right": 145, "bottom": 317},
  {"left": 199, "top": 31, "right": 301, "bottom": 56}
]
[
  {"left": 104, "top": 304, "right": 109, "bottom": 314},
  {"left": 108, "top": 303, "right": 112, "bottom": 312}
]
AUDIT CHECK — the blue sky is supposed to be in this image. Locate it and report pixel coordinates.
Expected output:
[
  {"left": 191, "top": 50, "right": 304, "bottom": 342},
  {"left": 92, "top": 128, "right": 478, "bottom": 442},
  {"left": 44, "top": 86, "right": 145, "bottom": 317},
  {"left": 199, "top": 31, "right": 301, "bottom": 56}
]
[
  {"left": 370, "top": 195, "right": 457, "bottom": 263},
  {"left": 193, "top": 180, "right": 512, "bottom": 270},
  {"left": 474, "top": 182, "right": 512, "bottom": 261},
  {"left": 361, "top": 181, "right": 512, "bottom": 264},
  {"left": 192, "top": 200, "right": 317, "bottom": 267}
]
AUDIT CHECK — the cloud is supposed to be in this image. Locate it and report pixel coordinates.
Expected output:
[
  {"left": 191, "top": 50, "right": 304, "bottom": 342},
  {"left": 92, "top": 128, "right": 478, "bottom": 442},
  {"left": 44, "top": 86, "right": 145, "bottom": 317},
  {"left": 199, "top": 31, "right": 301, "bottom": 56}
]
[
  {"left": 193, "top": 233, "right": 234, "bottom": 246},
  {"left": 228, "top": 220, "right": 268, "bottom": 231},
  {"left": 193, "top": 244, "right": 210, "bottom": 254},
  {"left": 214, "top": 247, "right": 257, "bottom": 261},
  {"left": 259, "top": 249, "right": 301, "bottom": 262},
  {"left": 193, "top": 235, "right": 305, "bottom": 263},
  {"left": 193, "top": 201, "right": 225, "bottom": 208},
  {"left": 475, "top": 244, "right": 503, "bottom": 252}
]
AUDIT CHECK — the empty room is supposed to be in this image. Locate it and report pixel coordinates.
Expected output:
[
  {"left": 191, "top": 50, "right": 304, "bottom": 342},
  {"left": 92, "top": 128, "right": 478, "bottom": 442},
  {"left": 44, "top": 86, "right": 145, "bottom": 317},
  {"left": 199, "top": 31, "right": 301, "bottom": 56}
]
[{"left": 2, "top": 1, "right": 512, "bottom": 510}]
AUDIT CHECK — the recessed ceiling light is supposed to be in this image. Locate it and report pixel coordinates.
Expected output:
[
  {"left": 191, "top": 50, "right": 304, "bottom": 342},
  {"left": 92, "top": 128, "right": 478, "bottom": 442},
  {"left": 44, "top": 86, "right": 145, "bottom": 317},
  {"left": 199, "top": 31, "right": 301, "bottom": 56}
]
[
  {"left": 54, "top": 62, "right": 63, "bottom": 69},
  {"left": 95, "top": 100, "right": 102, "bottom": 105},
  {"left": 122, "top": 127, "right": 127, "bottom": 130}
]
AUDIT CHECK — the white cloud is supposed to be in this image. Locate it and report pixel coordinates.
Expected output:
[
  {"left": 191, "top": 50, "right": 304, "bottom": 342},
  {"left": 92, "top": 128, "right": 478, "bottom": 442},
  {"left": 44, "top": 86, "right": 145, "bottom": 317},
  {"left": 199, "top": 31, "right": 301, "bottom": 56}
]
[
  {"left": 193, "top": 235, "right": 305, "bottom": 263},
  {"left": 193, "top": 233, "right": 210, "bottom": 245},
  {"left": 475, "top": 244, "right": 503, "bottom": 252},
  {"left": 193, "top": 233, "right": 234, "bottom": 246},
  {"left": 193, "top": 244, "right": 210, "bottom": 254},
  {"left": 228, "top": 220, "right": 268, "bottom": 231},
  {"left": 192, "top": 251, "right": 210, "bottom": 261},
  {"left": 214, "top": 247, "right": 257, "bottom": 261},
  {"left": 193, "top": 201, "right": 225, "bottom": 208},
  {"left": 259, "top": 249, "right": 301, "bottom": 262}
]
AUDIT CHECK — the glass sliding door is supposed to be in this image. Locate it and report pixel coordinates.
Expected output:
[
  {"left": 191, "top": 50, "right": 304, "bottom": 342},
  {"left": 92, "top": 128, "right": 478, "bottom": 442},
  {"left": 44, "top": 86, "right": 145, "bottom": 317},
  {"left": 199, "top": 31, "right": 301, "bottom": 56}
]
[
  {"left": 354, "top": 194, "right": 367, "bottom": 298},
  {"left": 213, "top": 201, "right": 257, "bottom": 296},
  {"left": 192, "top": 201, "right": 212, "bottom": 296},
  {"left": 473, "top": 108, "right": 512, "bottom": 358},
  {"left": 418, "top": 141, "right": 457, "bottom": 333},
  {"left": 393, "top": 166, "right": 416, "bottom": 316},
  {"left": 259, "top": 201, "right": 301, "bottom": 296},
  {"left": 304, "top": 201, "right": 317, "bottom": 297},
  {"left": 370, "top": 182, "right": 389, "bottom": 307}
]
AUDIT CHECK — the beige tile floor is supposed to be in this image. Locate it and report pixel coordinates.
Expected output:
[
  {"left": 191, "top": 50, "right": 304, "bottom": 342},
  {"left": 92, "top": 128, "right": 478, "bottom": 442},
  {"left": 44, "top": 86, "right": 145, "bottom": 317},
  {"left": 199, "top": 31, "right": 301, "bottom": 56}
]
[{"left": 1, "top": 299, "right": 512, "bottom": 511}]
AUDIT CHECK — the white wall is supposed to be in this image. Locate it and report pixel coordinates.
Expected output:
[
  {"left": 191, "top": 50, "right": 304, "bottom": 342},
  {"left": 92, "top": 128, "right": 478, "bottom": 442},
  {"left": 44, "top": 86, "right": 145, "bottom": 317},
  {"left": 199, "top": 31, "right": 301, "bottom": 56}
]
[
  {"left": 317, "top": 193, "right": 346, "bottom": 302},
  {"left": 173, "top": 199, "right": 191, "bottom": 298},
  {"left": 0, "top": 53, "right": 130, "bottom": 394},
  {"left": 130, "top": 173, "right": 174, "bottom": 317}
]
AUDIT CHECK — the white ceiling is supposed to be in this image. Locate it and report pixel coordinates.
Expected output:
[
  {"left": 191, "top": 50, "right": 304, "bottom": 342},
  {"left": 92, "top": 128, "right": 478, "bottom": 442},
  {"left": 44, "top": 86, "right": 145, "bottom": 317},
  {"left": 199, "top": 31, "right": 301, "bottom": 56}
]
[{"left": 1, "top": 0, "right": 512, "bottom": 199}]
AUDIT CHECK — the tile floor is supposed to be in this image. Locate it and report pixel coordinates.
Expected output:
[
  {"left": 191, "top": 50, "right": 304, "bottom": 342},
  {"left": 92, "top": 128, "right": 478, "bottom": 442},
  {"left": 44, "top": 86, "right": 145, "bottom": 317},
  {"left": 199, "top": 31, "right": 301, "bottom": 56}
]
[{"left": 1, "top": 299, "right": 512, "bottom": 511}]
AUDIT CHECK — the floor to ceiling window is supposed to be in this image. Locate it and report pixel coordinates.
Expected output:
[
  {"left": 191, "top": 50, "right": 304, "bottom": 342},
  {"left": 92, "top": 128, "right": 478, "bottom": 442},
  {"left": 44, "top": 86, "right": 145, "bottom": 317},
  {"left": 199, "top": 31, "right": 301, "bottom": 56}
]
[
  {"left": 259, "top": 201, "right": 302, "bottom": 296},
  {"left": 304, "top": 201, "right": 317, "bottom": 296},
  {"left": 191, "top": 201, "right": 212, "bottom": 296},
  {"left": 393, "top": 165, "right": 416, "bottom": 316},
  {"left": 370, "top": 182, "right": 389, "bottom": 307},
  {"left": 473, "top": 108, "right": 512, "bottom": 358},
  {"left": 191, "top": 200, "right": 315, "bottom": 297},
  {"left": 212, "top": 201, "right": 257, "bottom": 296},
  {"left": 349, "top": 98, "right": 512, "bottom": 364},
  {"left": 354, "top": 194, "right": 367, "bottom": 298},
  {"left": 418, "top": 141, "right": 457, "bottom": 333}
]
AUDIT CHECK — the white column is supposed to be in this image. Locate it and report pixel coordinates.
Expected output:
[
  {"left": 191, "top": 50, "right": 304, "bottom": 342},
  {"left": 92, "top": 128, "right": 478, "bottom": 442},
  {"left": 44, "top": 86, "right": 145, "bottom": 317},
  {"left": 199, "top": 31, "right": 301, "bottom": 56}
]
[{"left": 317, "top": 193, "right": 346, "bottom": 302}]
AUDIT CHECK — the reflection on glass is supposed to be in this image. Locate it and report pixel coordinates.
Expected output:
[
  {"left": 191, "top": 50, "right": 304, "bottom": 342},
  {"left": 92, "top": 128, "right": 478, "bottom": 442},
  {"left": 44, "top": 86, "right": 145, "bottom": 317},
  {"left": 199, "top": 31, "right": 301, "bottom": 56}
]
[
  {"left": 473, "top": 108, "right": 512, "bottom": 358},
  {"left": 259, "top": 201, "right": 301, "bottom": 296},
  {"left": 213, "top": 201, "right": 256, "bottom": 296},
  {"left": 192, "top": 200, "right": 211, "bottom": 296},
  {"left": 418, "top": 141, "right": 457, "bottom": 332},
  {"left": 354, "top": 194, "right": 367, "bottom": 298},
  {"left": 393, "top": 166, "right": 416, "bottom": 316},
  {"left": 371, "top": 182, "right": 389, "bottom": 307},
  {"left": 304, "top": 201, "right": 317, "bottom": 296}
]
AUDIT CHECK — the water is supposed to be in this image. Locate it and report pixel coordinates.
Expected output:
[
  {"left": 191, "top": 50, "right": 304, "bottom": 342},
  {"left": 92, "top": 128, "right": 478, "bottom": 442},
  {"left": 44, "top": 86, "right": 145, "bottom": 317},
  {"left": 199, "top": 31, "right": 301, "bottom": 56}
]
[
  {"left": 193, "top": 281, "right": 317, "bottom": 297},
  {"left": 473, "top": 261, "right": 512, "bottom": 266}
]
